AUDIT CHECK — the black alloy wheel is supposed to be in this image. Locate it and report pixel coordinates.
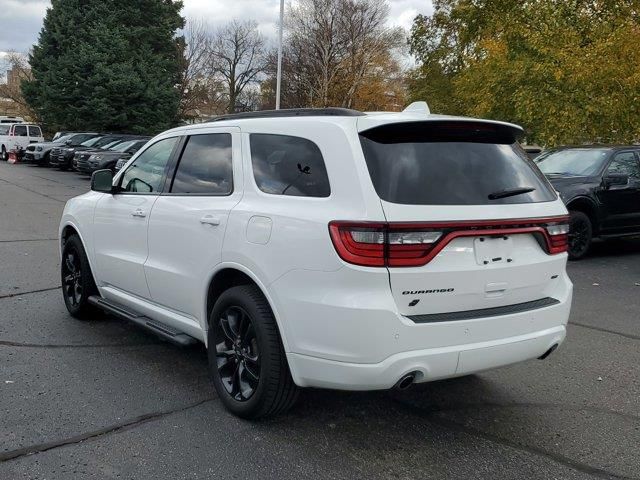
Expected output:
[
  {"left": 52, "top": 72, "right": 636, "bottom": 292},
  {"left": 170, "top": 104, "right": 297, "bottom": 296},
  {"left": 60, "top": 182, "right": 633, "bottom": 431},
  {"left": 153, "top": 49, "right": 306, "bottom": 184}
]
[
  {"left": 215, "top": 305, "right": 261, "bottom": 401},
  {"left": 62, "top": 249, "right": 84, "bottom": 308},
  {"left": 60, "top": 234, "right": 98, "bottom": 318},
  {"left": 208, "top": 285, "right": 298, "bottom": 419},
  {"left": 568, "top": 211, "right": 592, "bottom": 260}
]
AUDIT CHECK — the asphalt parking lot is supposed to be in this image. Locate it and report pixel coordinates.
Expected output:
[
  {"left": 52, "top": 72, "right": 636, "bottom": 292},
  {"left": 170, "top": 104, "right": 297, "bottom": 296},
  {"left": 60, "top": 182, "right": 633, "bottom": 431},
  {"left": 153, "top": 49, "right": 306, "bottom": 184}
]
[{"left": 1, "top": 161, "right": 638, "bottom": 480}]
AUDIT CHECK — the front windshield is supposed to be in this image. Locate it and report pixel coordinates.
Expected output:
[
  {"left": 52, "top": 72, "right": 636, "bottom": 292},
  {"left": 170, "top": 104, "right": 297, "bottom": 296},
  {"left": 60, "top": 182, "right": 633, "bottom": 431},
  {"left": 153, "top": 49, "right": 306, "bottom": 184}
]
[
  {"left": 0, "top": 125, "right": 9, "bottom": 135},
  {"left": 54, "top": 135, "right": 73, "bottom": 144},
  {"left": 102, "top": 140, "right": 125, "bottom": 149},
  {"left": 537, "top": 148, "right": 611, "bottom": 176},
  {"left": 110, "top": 140, "right": 137, "bottom": 152},
  {"left": 81, "top": 136, "right": 104, "bottom": 147}
]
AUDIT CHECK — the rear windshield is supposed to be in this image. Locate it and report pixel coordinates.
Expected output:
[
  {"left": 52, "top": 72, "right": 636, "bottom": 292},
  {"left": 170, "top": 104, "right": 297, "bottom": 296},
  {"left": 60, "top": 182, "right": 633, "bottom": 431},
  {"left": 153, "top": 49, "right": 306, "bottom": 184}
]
[{"left": 359, "top": 122, "right": 556, "bottom": 205}]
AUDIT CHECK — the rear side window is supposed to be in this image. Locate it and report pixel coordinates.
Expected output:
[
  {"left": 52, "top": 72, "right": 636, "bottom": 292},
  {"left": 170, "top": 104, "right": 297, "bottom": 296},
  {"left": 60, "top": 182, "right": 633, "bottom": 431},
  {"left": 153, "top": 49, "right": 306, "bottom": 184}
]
[
  {"left": 28, "top": 126, "right": 42, "bottom": 137},
  {"left": 13, "top": 125, "right": 27, "bottom": 137},
  {"left": 171, "top": 134, "right": 233, "bottom": 195},
  {"left": 359, "top": 122, "right": 556, "bottom": 205},
  {"left": 250, "top": 134, "right": 330, "bottom": 197}
]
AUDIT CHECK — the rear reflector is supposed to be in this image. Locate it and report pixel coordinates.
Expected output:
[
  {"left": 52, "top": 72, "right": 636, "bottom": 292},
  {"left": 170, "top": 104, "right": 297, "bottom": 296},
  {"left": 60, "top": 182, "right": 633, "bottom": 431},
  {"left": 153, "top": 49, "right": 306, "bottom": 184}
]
[{"left": 329, "top": 216, "right": 570, "bottom": 267}]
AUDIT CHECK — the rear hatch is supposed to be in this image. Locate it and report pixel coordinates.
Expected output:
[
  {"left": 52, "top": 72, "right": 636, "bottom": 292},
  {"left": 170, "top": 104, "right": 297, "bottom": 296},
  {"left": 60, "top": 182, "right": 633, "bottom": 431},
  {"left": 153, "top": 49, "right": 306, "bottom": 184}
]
[{"left": 356, "top": 120, "right": 568, "bottom": 317}]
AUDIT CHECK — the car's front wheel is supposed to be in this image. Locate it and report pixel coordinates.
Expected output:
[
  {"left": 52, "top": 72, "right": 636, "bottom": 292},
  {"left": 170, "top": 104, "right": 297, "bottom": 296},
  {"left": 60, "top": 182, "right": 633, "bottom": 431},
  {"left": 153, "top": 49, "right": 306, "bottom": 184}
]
[
  {"left": 1, "top": 146, "right": 7, "bottom": 161},
  {"left": 568, "top": 211, "right": 592, "bottom": 260},
  {"left": 61, "top": 234, "right": 99, "bottom": 318},
  {"left": 208, "top": 285, "right": 298, "bottom": 419}
]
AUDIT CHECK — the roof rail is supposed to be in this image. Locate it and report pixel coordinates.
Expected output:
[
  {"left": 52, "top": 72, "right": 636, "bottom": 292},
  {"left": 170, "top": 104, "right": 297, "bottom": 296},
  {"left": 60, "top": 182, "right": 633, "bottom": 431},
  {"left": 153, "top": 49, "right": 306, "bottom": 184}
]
[{"left": 207, "top": 108, "right": 365, "bottom": 122}]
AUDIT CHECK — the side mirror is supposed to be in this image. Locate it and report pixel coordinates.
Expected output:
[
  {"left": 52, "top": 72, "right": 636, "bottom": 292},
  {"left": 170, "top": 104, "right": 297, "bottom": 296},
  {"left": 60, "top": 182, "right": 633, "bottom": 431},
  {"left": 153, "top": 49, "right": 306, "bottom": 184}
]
[
  {"left": 91, "top": 169, "right": 114, "bottom": 193},
  {"left": 65, "top": 139, "right": 72, "bottom": 145},
  {"left": 604, "top": 173, "right": 629, "bottom": 188}
]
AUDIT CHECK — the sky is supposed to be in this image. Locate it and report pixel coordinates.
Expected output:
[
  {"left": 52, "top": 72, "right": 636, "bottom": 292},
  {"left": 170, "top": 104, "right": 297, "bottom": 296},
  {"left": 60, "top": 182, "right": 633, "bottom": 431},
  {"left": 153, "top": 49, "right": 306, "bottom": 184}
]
[{"left": 0, "top": 0, "right": 433, "bottom": 61}]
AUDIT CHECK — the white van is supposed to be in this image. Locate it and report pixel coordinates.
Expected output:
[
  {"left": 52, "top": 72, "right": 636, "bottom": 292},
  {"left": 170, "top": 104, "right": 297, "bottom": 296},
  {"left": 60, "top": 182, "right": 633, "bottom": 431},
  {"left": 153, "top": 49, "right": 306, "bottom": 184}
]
[{"left": 0, "top": 123, "right": 45, "bottom": 161}]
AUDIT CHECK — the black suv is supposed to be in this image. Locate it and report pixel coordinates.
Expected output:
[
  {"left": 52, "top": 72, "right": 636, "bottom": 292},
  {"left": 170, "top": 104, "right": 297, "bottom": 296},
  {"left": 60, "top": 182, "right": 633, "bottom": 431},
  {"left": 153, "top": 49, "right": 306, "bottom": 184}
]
[{"left": 536, "top": 145, "right": 640, "bottom": 259}]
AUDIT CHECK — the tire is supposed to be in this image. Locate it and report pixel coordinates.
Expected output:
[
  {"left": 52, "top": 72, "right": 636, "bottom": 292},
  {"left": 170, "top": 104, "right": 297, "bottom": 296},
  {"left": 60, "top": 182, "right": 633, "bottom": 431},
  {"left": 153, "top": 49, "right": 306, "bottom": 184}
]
[
  {"left": 1, "top": 146, "right": 7, "bottom": 161},
  {"left": 568, "top": 210, "right": 592, "bottom": 260},
  {"left": 208, "top": 285, "right": 299, "bottom": 419},
  {"left": 60, "top": 234, "right": 99, "bottom": 319}
]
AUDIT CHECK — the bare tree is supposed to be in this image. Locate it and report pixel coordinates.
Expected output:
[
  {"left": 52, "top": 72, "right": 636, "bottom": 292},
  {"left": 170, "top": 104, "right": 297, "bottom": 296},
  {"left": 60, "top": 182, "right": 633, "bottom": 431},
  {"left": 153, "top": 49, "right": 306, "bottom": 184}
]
[
  {"left": 275, "top": 0, "right": 405, "bottom": 109},
  {"left": 0, "top": 51, "right": 37, "bottom": 120},
  {"left": 207, "top": 20, "right": 267, "bottom": 113},
  {"left": 178, "top": 18, "right": 227, "bottom": 121}
]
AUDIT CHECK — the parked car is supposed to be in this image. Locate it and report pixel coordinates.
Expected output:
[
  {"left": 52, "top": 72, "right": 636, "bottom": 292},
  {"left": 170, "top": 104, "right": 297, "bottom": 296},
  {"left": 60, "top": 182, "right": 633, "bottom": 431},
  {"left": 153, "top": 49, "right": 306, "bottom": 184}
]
[
  {"left": 50, "top": 134, "right": 133, "bottom": 170},
  {"left": 536, "top": 145, "right": 640, "bottom": 259},
  {"left": 23, "top": 133, "right": 99, "bottom": 165},
  {"left": 76, "top": 137, "right": 150, "bottom": 174},
  {"left": 59, "top": 105, "right": 572, "bottom": 419},
  {"left": 0, "top": 123, "right": 44, "bottom": 161}
]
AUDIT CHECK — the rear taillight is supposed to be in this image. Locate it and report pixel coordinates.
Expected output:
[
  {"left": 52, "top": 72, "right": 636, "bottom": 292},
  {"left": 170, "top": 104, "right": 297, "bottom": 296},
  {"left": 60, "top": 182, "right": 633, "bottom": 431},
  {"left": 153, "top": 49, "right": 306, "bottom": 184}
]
[
  {"left": 329, "top": 222, "right": 443, "bottom": 267},
  {"left": 329, "top": 216, "right": 569, "bottom": 267},
  {"left": 545, "top": 223, "right": 570, "bottom": 254}
]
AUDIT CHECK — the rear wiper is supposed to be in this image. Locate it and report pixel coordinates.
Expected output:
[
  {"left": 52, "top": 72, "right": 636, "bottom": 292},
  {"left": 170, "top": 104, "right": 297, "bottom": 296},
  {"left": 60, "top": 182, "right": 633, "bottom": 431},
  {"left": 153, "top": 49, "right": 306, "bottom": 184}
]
[{"left": 488, "top": 187, "right": 536, "bottom": 200}]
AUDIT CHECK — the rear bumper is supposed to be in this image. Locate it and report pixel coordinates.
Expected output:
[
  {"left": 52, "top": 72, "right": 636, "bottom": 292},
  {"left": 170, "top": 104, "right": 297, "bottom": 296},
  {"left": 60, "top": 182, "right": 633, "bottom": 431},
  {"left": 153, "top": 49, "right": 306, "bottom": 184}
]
[
  {"left": 271, "top": 267, "right": 572, "bottom": 390},
  {"left": 288, "top": 325, "right": 566, "bottom": 390}
]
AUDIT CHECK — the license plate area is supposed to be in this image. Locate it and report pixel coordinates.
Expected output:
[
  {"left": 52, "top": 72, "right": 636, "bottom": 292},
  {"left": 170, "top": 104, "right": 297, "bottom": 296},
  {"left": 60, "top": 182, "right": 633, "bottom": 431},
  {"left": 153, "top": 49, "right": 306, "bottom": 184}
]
[{"left": 474, "top": 235, "right": 514, "bottom": 266}]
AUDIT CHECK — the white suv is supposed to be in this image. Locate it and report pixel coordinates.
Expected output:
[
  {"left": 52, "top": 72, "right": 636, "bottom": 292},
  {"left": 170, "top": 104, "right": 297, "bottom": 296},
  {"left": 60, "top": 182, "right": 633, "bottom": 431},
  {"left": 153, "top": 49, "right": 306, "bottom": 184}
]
[{"left": 59, "top": 105, "right": 572, "bottom": 418}]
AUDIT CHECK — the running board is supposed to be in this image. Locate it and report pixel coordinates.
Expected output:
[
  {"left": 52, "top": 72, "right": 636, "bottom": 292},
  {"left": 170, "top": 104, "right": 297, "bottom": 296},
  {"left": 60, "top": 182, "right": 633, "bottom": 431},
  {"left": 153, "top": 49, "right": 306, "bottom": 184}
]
[{"left": 88, "top": 295, "right": 198, "bottom": 347}]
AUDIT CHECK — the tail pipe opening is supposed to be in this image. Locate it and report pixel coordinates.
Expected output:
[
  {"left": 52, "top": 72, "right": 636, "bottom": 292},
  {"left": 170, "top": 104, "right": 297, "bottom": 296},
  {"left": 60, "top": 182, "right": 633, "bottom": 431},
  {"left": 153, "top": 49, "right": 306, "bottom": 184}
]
[{"left": 538, "top": 343, "right": 559, "bottom": 360}]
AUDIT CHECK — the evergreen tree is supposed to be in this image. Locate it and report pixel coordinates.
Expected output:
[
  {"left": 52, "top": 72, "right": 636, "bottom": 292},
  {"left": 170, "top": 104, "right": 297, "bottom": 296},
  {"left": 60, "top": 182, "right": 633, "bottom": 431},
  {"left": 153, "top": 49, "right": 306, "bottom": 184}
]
[{"left": 22, "top": 0, "right": 184, "bottom": 134}]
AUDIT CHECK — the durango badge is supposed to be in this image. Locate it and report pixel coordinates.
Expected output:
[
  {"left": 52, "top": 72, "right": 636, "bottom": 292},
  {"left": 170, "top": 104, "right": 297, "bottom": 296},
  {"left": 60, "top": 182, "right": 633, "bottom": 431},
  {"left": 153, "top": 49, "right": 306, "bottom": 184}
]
[{"left": 402, "top": 288, "right": 455, "bottom": 295}]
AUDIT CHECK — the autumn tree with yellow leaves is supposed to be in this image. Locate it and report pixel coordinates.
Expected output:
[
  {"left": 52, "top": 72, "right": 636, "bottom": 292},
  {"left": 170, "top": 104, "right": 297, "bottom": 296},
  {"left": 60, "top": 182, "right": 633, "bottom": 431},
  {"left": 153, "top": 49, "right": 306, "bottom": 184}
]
[{"left": 409, "top": 0, "right": 640, "bottom": 145}]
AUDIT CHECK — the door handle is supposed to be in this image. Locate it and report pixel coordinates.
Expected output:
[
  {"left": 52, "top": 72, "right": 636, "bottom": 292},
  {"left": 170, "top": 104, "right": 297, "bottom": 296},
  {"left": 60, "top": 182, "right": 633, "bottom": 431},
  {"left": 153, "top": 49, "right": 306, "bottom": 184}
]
[
  {"left": 200, "top": 215, "right": 221, "bottom": 226},
  {"left": 131, "top": 208, "right": 146, "bottom": 218}
]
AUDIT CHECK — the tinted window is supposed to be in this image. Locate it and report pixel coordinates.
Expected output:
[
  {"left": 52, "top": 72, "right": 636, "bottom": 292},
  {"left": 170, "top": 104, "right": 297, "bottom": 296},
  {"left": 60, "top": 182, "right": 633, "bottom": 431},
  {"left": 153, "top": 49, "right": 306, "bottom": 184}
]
[
  {"left": 250, "top": 134, "right": 330, "bottom": 197},
  {"left": 537, "top": 148, "right": 610, "bottom": 176},
  {"left": 171, "top": 134, "right": 233, "bottom": 195},
  {"left": 608, "top": 152, "right": 640, "bottom": 180},
  {"left": 13, "top": 125, "right": 27, "bottom": 136},
  {"left": 360, "top": 122, "right": 555, "bottom": 205},
  {"left": 28, "top": 126, "right": 42, "bottom": 137},
  {"left": 120, "top": 137, "right": 178, "bottom": 193}
]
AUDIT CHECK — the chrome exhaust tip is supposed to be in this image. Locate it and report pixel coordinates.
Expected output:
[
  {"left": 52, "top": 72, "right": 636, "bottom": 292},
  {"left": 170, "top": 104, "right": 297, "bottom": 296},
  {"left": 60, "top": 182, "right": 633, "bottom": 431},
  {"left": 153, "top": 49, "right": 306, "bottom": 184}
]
[{"left": 394, "top": 372, "right": 416, "bottom": 391}]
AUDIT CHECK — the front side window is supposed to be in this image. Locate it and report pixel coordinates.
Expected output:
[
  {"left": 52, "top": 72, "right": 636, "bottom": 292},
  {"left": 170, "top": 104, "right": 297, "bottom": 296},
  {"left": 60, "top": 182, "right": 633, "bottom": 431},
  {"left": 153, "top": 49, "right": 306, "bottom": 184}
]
[
  {"left": 171, "top": 134, "right": 233, "bottom": 195},
  {"left": 250, "top": 134, "right": 330, "bottom": 197},
  {"left": 119, "top": 137, "right": 178, "bottom": 193},
  {"left": 608, "top": 152, "right": 640, "bottom": 180},
  {"left": 13, "top": 125, "right": 27, "bottom": 137}
]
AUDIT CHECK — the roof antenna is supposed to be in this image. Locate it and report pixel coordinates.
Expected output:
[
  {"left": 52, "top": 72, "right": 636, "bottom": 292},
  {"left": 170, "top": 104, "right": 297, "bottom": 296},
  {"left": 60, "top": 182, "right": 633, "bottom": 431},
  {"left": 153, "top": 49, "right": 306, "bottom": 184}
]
[{"left": 403, "top": 101, "right": 430, "bottom": 115}]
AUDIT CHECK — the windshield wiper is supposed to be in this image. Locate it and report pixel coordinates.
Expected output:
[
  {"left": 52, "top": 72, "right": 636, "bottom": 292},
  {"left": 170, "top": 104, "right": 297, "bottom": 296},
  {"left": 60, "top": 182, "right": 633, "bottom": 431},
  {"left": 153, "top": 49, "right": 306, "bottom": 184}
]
[{"left": 488, "top": 187, "right": 536, "bottom": 200}]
